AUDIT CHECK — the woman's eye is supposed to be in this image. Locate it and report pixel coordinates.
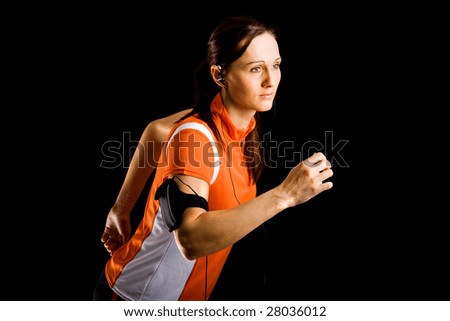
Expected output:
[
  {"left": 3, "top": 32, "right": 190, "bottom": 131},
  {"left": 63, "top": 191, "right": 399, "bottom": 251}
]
[{"left": 250, "top": 66, "right": 261, "bottom": 72}]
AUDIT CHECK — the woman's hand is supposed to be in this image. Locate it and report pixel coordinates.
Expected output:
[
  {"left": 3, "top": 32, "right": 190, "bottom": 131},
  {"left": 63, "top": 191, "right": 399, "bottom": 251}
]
[
  {"left": 101, "top": 209, "right": 131, "bottom": 256},
  {"left": 277, "top": 152, "right": 333, "bottom": 210}
]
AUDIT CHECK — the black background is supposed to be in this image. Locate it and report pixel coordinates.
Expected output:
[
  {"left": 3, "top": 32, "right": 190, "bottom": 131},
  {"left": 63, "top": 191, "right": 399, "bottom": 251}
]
[{"left": 5, "top": 5, "right": 447, "bottom": 301}]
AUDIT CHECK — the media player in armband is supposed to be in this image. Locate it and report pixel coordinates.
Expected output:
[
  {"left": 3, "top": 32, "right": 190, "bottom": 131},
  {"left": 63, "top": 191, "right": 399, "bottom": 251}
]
[{"left": 155, "top": 176, "right": 208, "bottom": 232}]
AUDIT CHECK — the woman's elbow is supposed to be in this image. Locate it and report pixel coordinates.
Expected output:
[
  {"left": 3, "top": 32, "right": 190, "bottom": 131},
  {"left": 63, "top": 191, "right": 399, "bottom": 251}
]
[
  {"left": 174, "top": 231, "right": 201, "bottom": 260},
  {"left": 179, "top": 247, "right": 199, "bottom": 261}
]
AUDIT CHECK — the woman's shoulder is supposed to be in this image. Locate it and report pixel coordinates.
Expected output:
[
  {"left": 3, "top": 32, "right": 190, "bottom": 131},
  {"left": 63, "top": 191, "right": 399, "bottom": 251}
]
[
  {"left": 145, "top": 109, "right": 193, "bottom": 142},
  {"left": 170, "top": 115, "right": 214, "bottom": 141}
]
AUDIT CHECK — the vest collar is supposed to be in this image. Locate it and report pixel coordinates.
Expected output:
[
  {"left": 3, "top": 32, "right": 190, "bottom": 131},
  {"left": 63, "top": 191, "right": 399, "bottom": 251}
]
[{"left": 211, "top": 93, "right": 256, "bottom": 142}]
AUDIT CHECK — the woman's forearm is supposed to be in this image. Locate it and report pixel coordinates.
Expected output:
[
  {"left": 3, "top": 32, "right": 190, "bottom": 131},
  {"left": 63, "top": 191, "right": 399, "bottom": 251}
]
[{"left": 175, "top": 186, "right": 285, "bottom": 259}]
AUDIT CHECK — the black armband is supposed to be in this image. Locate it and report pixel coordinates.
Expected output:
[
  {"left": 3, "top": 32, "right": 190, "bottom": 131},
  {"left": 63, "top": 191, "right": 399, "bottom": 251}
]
[{"left": 154, "top": 177, "right": 208, "bottom": 232}]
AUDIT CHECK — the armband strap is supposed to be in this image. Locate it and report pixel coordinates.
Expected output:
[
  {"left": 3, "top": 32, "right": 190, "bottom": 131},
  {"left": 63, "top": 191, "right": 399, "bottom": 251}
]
[{"left": 155, "top": 177, "right": 208, "bottom": 232}]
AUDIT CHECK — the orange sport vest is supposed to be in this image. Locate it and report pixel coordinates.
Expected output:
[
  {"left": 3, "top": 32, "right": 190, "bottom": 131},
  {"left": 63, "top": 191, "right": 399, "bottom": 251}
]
[{"left": 105, "top": 93, "right": 257, "bottom": 300}]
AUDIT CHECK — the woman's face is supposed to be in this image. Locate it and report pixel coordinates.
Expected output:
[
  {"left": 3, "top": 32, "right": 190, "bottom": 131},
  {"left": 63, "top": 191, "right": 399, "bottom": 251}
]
[{"left": 224, "top": 32, "right": 281, "bottom": 116}]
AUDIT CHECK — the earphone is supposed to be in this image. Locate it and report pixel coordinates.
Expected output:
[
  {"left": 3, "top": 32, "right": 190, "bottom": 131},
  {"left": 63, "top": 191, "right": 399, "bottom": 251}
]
[{"left": 217, "top": 65, "right": 225, "bottom": 84}]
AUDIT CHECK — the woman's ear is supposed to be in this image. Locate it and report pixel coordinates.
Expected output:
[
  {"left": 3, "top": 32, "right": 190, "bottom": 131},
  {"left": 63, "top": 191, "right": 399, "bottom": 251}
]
[{"left": 211, "top": 65, "right": 226, "bottom": 87}]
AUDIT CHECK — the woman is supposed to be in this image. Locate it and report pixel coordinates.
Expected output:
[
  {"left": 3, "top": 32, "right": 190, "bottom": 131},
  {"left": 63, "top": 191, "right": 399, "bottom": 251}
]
[{"left": 94, "top": 15, "right": 333, "bottom": 301}]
